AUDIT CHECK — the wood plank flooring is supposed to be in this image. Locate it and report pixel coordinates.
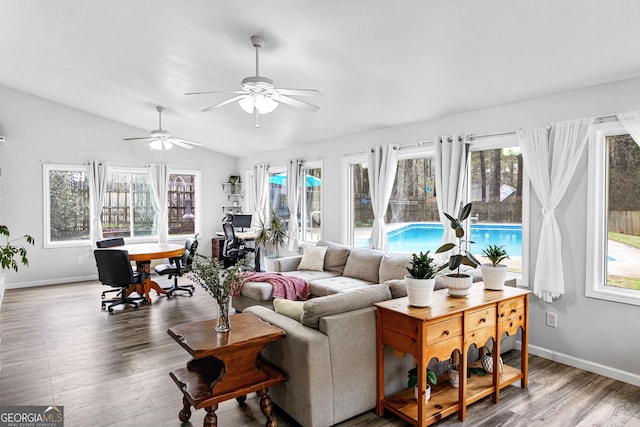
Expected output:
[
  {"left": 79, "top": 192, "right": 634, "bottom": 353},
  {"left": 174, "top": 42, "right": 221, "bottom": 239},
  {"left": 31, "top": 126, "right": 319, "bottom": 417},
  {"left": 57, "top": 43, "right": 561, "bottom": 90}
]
[{"left": 1, "top": 279, "right": 639, "bottom": 427}]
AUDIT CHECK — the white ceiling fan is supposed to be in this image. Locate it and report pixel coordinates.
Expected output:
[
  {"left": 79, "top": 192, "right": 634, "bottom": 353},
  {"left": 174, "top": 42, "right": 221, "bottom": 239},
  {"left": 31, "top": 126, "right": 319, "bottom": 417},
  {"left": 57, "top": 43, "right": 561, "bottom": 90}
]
[
  {"left": 185, "top": 35, "right": 322, "bottom": 127},
  {"left": 124, "top": 106, "right": 203, "bottom": 150}
]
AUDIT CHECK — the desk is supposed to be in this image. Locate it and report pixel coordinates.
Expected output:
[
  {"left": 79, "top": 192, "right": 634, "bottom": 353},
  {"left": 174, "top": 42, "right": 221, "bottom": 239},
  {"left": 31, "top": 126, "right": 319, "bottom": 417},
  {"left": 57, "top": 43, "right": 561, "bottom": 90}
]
[
  {"left": 168, "top": 313, "right": 286, "bottom": 427},
  {"left": 114, "top": 243, "right": 184, "bottom": 304},
  {"left": 375, "top": 283, "right": 529, "bottom": 427}
]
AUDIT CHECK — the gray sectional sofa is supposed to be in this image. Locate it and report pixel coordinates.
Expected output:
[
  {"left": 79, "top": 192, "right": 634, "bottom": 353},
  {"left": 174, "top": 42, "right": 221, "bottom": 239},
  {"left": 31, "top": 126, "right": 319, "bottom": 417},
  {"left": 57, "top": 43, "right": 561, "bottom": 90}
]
[{"left": 234, "top": 240, "right": 510, "bottom": 427}]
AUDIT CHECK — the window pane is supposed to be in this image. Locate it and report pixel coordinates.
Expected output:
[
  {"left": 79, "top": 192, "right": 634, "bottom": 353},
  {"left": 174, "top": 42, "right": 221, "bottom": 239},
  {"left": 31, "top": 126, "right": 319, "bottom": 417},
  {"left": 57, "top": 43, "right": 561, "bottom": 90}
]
[
  {"left": 132, "top": 173, "right": 156, "bottom": 237},
  {"left": 103, "top": 172, "right": 156, "bottom": 238},
  {"left": 352, "top": 163, "right": 373, "bottom": 248},
  {"left": 168, "top": 174, "right": 196, "bottom": 236},
  {"left": 607, "top": 134, "right": 640, "bottom": 291},
  {"left": 269, "top": 172, "right": 289, "bottom": 225},
  {"left": 301, "top": 167, "right": 322, "bottom": 241},
  {"left": 470, "top": 147, "right": 523, "bottom": 273},
  {"left": 48, "top": 169, "right": 90, "bottom": 241}
]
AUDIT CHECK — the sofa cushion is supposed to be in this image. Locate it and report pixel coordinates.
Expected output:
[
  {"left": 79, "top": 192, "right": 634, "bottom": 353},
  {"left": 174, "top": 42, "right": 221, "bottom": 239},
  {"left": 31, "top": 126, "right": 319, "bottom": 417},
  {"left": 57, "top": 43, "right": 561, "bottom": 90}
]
[
  {"left": 317, "top": 240, "right": 352, "bottom": 274},
  {"left": 281, "top": 270, "right": 340, "bottom": 282},
  {"left": 308, "top": 276, "right": 373, "bottom": 297},
  {"left": 379, "top": 252, "right": 412, "bottom": 283},
  {"left": 300, "top": 284, "right": 392, "bottom": 329},
  {"left": 239, "top": 280, "right": 274, "bottom": 301},
  {"left": 273, "top": 298, "right": 305, "bottom": 321},
  {"left": 342, "top": 248, "right": 384, "bottom": 283},
  {"left": 383, "top": 279, "right": 407, "bottom": 298},
  {"left": 297, "top": 246, "right": 327, "bottom": 271}
]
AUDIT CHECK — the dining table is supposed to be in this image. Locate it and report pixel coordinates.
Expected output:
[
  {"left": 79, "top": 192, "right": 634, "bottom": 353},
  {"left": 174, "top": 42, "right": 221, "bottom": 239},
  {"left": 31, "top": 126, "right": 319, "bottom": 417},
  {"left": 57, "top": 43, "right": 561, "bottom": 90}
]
[{"left": 113, "top": 242, "right": 185, "bottom": 304}]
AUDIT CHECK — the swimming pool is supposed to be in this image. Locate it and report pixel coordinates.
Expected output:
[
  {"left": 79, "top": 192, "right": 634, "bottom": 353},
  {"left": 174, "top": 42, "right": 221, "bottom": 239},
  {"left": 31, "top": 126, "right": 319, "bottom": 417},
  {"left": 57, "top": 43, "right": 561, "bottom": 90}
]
[{"left": 356, "top": 223, "right": 522, "bottom": 256}]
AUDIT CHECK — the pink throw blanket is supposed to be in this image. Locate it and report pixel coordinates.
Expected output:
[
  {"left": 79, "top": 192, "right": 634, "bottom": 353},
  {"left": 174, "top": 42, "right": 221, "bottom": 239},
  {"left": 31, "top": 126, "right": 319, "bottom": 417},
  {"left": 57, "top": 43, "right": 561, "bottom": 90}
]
[{"left": 236, "top": 272, "right": 311, "bottom": 301}]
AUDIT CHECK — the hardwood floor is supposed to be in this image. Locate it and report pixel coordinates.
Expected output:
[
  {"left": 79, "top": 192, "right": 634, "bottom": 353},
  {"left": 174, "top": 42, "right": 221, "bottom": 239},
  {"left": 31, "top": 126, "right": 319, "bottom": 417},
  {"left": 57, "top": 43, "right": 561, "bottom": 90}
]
[{"left": 1, "top": 279, "right": 639, "bottom": 427}]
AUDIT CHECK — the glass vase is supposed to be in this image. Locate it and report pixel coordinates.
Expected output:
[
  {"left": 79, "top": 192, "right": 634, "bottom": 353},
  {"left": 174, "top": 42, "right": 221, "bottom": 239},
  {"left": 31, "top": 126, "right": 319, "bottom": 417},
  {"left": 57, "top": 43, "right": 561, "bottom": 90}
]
[{"left": 216, "top": 297, "right": 231, "bottom": 333}]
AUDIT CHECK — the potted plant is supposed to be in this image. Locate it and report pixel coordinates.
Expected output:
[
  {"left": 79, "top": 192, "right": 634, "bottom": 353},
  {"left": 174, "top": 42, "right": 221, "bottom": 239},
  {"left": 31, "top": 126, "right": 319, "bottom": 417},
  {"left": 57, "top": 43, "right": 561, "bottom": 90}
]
[
  {"left": 189, "top": 254, "right": 243, "bottom": 332},
  {"left": 480, "top": 244, "right": 510, "bottom": 290},
  {"left": 228, "top": 175, "right": 241, "bottom": 194},
  {"left": 435, "top": 202, "right": 480, "bottom": 297},
  {"left": 481, "top": 342, "right": 504, "bottom": 374},
  {"left": 405, "top": 251, "right": 437, "bottom": 307},
  {"left": 0, "top": 224, "right": 34, "bottom": 278},
  {"left": 408, "top": 367, "right": 438, "bottom": 402},
  {"left": 255, "top": 211, "right": 288, "bottom": 272}
]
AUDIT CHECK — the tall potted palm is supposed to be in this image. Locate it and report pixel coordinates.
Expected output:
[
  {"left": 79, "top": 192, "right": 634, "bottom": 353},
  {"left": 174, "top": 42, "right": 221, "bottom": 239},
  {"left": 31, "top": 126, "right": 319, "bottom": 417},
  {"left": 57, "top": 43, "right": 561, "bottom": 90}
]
[
  {"left": 435, "top": 202, "right": 480, "bottom": 297},
  {"left": 256, "top": 211, "right": 288, "bottom": 272}
]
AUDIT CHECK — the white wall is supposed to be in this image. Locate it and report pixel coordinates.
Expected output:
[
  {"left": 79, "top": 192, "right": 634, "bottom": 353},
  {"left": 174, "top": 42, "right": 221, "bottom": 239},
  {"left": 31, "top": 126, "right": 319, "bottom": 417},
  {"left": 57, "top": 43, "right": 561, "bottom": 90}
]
[
  {"left": 238, "top": 77, "right": 640, "bottom": 384},
  {"left": 0, "top": 84, "right": 237, "bottom": 289}
]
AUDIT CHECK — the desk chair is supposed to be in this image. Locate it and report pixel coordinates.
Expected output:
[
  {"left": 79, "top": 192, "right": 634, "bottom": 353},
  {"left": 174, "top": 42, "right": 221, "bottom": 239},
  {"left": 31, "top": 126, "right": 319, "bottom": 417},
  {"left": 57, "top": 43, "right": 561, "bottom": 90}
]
[
  {"left": 94, "top": 249, "right": 145, "bottom": 312},
  {"left": 96, "top": 238, "right": 126, "bottom": 300},
  {"left": 222, "top": 222, "right": 254, "bottom": 270},
  {"left": 154, "top": 238, "right": 198, "bottom": 298}
]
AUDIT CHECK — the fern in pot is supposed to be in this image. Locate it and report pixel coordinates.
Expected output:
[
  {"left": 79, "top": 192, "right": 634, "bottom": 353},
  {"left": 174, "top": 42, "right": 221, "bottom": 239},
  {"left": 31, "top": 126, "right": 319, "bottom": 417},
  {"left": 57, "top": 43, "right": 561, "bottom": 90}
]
[
  {"left": 480, "top": 244, "right": 510, "bottom": 290},
  {"left": 435, "top": 202, "right": 480, "bottom": 297},
  {"left": 404, "top": 251, "right": 437, "bottom": 307}
]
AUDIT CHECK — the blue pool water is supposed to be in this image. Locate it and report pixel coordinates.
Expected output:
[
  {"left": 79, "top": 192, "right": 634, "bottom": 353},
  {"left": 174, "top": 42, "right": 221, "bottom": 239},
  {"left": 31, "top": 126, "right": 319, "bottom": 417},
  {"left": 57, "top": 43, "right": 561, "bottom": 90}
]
[{"left": 357, "top": 223, "right": 522, "bottom": 256}]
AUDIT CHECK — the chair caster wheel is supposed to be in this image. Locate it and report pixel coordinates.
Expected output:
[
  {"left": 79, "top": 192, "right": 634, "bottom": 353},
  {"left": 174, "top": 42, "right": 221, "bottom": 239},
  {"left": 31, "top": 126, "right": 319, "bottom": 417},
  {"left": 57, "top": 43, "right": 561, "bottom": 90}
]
[
  {"left": 108, "top": 308, "right": 114, "bottom": 313},
  {"left": 101, "top": 294, "right": 105, "bottom": 299},
  {"left": 134, "top": 305, "right": 139, "bottom": 310},
  {"left": 189, "top": 292, "right": 193, "bottom": 297}
]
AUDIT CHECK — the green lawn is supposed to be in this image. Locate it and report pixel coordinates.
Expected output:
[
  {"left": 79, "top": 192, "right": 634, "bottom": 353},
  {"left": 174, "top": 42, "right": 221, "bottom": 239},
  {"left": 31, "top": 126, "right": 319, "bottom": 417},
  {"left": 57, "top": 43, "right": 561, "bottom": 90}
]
[
  {"left": 608, "top": 231, "right": 640, "bottom": 249},
  {"left": 607, "top": 276, "right": 640, "bottom": 290}
]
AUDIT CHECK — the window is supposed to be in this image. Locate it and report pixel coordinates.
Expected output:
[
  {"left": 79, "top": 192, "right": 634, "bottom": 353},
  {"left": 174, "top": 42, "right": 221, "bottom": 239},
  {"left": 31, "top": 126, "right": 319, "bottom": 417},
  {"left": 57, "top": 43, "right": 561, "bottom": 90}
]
[
  {"left": 268, "top": 168, "right": 288, "bottom": 226},
  {"left": 44, "top": 164, "right": 90, "bottom": 247},
  {"left": 168, "top": 171, "right": 200, "bottom": 237},
  {"left": 587, "top": 124, "right": 640, "bottom": 305},
  {"left": 469, "top": 146, "right": 523, "bottom": 273},
  {"left": 348, "top": 160, "right": 373, "bottom": 247},
  {"left": 300, "top": 162, "right": 322, "bottom": 243},
  {"left": 102, "top": 169, "right": 157, "bottom": 239}
]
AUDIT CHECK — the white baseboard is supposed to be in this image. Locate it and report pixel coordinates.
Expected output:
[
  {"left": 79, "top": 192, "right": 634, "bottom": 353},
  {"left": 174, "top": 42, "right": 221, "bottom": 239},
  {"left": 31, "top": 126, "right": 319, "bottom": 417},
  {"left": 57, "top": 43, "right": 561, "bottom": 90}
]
[
  {"left": 4, "top": 275, "right": 98, "bottom": 290},
  {"left": 525, "top": 342, "right": 640, "bottom": 388}
]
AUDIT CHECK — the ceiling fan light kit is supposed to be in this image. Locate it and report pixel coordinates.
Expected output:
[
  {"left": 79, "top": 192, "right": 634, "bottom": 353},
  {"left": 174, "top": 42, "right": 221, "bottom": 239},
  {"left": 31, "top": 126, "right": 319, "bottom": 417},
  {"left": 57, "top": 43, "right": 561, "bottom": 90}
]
[{"left": 186, "top": 35, "right": 321, "bottom": 127}]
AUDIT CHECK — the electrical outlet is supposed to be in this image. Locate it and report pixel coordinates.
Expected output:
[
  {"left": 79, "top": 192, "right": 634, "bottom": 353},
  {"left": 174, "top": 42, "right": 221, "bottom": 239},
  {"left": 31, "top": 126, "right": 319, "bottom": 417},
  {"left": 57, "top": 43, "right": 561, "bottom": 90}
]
[{"left": 546, "top": 311, "right": 558, "bottom": 328}]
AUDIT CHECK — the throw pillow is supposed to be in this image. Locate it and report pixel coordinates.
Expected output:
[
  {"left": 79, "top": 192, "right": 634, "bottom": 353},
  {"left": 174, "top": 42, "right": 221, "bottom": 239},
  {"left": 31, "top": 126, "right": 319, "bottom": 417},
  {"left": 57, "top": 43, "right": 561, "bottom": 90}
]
[
  {"left": 342, "top": 248, "right": 384, "bottom": 283},
  {"left": 297, "top": 246, "right": 328, "bottom": 271},
  {"left": 273, "top": 298, "right": 304, "bottom": 322}
]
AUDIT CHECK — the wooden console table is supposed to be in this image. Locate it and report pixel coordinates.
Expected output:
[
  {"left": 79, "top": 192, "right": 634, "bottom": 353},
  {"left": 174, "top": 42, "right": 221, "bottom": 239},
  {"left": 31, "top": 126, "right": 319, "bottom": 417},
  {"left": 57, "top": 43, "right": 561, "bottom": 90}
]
[
  {"left": 375, "top": 283, "right": 530, "bottom": 427},
  {"left": 168, "top": 313, "right": 286, "bottom": 427}
]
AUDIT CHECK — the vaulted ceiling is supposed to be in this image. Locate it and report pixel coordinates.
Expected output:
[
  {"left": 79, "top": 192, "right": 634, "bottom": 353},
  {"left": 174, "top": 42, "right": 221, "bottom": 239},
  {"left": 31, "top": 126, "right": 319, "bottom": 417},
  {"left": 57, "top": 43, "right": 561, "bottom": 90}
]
[{"left": 1, "top": 1, "right": 639, "bottom": 157}]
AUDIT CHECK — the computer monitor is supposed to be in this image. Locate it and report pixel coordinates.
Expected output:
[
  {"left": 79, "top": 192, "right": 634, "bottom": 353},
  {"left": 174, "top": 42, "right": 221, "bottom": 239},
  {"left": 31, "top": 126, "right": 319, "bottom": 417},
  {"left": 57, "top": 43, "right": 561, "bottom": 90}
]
[{"left": 232, "top": 214, "right": 252, "bottom": 232}]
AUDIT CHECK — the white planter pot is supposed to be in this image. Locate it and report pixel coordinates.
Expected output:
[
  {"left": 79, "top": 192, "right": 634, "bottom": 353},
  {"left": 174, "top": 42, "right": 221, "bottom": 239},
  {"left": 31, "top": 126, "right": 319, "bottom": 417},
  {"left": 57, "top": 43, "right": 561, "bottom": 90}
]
[
  {"left": 481, "top": 354, "right": 504, "bottom": 374},
  {"left": 0, "top": 272, "right": 5, "bottom": 310},
  {"left": 481, "top": 264, "right": 508, "bottom": 290},
  {"left": 414, "top": 384, "right": 431, "bottom": 402},
  {"left": 405, "top": 275, "right": 436, "bottom": 307},
  {"left": 444, "top": 274, "right": 473, "bottom": 297}
]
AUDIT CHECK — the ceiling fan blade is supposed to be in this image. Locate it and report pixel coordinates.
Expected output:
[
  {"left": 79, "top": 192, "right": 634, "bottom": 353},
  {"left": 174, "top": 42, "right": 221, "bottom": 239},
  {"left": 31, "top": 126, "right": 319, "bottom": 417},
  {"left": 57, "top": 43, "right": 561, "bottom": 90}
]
[
  {"left": 123, "top": 136, "right": 153, "bottom": 141},
  {"left": 277, "top": 88, "right": 322, "bottom": 97},
  {"left": 170, "top": 139, "right": 195, "bottom": 150},
  {"left": 202, "top": 95, "right": 247, "bottom": 112},
  {"left": 172, "top": 137, "right": 203, "bottom": 147},
  {"left": 277, "top": 95, "right": 320, "bottom": 112},
  {"left": 185, "top": 90, "right": 245, "bottom": 96}
]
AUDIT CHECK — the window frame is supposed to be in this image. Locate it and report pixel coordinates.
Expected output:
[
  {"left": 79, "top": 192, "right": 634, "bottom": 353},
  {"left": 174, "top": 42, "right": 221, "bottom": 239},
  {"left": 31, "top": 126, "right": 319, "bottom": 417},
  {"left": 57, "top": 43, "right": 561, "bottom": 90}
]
[
  {"left": 167, "top": 168, "right": 202, "bottom": 240},
  {"left": 299, "top": 160, "right": 323, "bottom": 245},
  {"left": 43, "top": 163, "right": 91, "bottom": 248},
  {"left": 586, "top": 122, "right": 640, "bottom": 306}
]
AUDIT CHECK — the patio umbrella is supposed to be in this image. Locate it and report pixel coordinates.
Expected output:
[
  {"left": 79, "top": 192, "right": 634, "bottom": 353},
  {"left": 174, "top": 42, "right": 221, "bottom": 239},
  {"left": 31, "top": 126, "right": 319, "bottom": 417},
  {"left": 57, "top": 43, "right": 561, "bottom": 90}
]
[{"left": 269, "top": 173, "right": 321, "bottom": 187}]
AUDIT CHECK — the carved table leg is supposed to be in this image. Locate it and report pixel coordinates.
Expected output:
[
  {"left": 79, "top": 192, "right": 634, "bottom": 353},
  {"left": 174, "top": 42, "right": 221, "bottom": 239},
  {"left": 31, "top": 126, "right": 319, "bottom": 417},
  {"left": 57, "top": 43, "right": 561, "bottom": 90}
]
[
  {"left": 257, "top": 388, "right": 278, "bottom": 427},
  {"left": 236, "top": 394, "right": 247, "bottom": 405},
  {"left": 178, "top": 396, "right": 192, "bottom": 422},
  {"left": 204, "top": 403, "right": 218, "bottom": 427}
]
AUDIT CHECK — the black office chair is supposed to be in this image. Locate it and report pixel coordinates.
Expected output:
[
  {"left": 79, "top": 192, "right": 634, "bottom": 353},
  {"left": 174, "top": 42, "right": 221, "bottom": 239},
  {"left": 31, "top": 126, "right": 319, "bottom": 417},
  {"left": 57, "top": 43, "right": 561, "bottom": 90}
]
[
  {"left": 222, "top": 222, "right": 254, "bottom": 269},
  {"left": 94, "top": 249, "right": 145, "bottom": 312},
  {"left": 154, "top": 238, "right": 198, "bottom": 298},
  {"left": 96, "top": 238, "right": 126, "bottom": 299}
]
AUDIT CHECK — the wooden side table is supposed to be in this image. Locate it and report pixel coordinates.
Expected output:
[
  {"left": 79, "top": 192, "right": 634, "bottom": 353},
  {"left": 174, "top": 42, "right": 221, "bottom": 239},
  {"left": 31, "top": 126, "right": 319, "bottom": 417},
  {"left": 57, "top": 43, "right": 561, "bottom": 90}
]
[{"left": 168, "top": 313, "right": 286, "bottom": 427}]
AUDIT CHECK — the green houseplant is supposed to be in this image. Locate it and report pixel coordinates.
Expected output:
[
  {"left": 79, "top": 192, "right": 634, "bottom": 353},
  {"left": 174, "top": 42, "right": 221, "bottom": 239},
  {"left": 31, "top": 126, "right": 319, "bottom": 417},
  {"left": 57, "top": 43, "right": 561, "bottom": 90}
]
[
  {"left": 404, "top": 251, "right": 438, "bottom": 307},
  {"left": 256, "top": 211, "right": 288, "bottom": 271},
  {"left": 189, "top": 254, "right": 243, "bottom": 332},
  {"left": 435, "top": 202, "right": 480, "bottom": 297},
  {"left": 407, "top": 367, "right": 438, "bottom": 402},
  {"left": 0, "top": 225, "right": 34, "bottom": 273},
  {"left": 480, "top": 244, "right": 510, "bottom": 290}
]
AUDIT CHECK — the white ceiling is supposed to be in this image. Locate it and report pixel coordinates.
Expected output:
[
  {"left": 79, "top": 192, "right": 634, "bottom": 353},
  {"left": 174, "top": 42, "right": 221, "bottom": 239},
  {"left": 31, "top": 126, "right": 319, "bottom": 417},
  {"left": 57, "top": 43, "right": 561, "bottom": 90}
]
[{"left": 1, "top": 1, "right": 640, "bottom": 157}]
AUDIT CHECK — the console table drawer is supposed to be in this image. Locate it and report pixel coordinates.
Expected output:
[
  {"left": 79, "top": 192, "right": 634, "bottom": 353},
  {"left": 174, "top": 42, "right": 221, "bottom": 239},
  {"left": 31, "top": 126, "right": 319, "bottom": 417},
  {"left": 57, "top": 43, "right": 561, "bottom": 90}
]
[
  {"left": 498, "top": 298, "right": 525, "bottom": 321},
  {"left": 466, "top": 306, "right": 496, "bottom": 332},
  {"left": 426, "top": 317, "right": 462, "bottom": 345}
]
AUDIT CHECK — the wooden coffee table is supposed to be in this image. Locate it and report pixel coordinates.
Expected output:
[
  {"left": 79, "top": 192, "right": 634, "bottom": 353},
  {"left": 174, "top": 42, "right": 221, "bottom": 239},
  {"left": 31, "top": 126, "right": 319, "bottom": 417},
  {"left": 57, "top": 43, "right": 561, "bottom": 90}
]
[{"left": 168, "top": 312, "right": 286, "bottom": 427}]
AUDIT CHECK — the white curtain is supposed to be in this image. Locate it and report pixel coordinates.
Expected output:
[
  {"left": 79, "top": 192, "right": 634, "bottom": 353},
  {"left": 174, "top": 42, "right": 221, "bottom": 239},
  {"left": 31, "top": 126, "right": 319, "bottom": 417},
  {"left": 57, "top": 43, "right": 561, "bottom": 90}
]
[
  {"left": 616, "top": 110, "right": 640, "bottom": 147},
  {"left": 253, "top": 163, "right": 269, "bottom": 225},
  {"left": 517, "top": 118, "right": 594, "bottom": 302},
  {"left": 367, "top": 145, "right": 399, "bottom": 250},
  {"left": 434, "top": 135, "right": 469, "bottom": 256},
  {"left": 89, "top": 161, "right": 109, "bottom": 246},
  {"left": 287, "top": 159, "right": 302, "bottom": 251},
  {"left": 148, "top": 164, "right": 170, "bottom": 244}
]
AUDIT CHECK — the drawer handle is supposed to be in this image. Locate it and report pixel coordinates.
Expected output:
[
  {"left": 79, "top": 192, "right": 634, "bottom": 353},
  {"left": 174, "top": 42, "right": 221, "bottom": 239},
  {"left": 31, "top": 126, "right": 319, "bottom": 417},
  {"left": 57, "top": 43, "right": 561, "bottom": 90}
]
[
  {"left": 479, "top": 318, "right": 486, "bottom": 323},
  {"left": 443, "top": 330, "right": 450, "bottom": 336},
  {"left": 510, "top": 309, "right": 517, "bottom": 314}
]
